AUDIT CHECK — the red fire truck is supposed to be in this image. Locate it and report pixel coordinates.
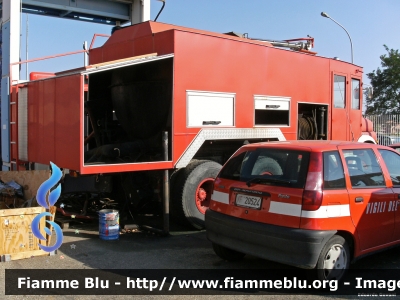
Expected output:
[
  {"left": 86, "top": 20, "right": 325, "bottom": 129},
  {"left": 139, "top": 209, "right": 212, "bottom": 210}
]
[{"left": 9, "top": 21, "right": 376, "bottom": 229}]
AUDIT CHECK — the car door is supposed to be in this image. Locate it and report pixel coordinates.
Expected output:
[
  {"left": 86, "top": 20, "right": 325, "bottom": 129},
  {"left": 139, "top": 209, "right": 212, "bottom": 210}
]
[
  {"left": 341, "top": 147, "right": 395, "bottom": 251},
  {"left": 377, "top": 148, "right": 400, "bottom": 241}
]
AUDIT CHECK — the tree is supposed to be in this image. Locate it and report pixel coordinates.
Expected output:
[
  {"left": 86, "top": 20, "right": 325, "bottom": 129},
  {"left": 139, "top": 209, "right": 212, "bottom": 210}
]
[{"left": 365, "top": 45, "right": 400, "bottom": 115}]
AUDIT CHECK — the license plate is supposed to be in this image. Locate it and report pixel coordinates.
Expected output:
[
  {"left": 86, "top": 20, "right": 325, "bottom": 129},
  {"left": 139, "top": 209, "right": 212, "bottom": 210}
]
[{"left": 235, "top": 194, "right": 262, "bottom": 209}]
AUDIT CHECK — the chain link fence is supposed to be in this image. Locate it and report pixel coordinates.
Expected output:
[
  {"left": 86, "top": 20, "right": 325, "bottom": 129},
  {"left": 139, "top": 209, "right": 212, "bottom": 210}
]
[{"left": 365, "top": 114, "right": 400, "bottom": 146}]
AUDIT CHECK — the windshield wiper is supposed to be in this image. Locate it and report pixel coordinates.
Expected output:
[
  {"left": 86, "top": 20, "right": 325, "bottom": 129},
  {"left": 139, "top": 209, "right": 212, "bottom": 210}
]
[{"left": 246, "top": 177, "right": 291, "bottom": 187}]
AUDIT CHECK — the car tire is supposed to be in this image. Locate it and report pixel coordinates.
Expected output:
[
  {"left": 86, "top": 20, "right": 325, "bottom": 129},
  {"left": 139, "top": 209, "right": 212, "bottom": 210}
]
[
  {"left": 315, "top": 235, "right": 350, "bottom": 281},
  {"left": 212, "top": 243, "right": 246, "bottom": 261},
  {"left": 171, "top": 160, "right": 222, "bottom": 229}
]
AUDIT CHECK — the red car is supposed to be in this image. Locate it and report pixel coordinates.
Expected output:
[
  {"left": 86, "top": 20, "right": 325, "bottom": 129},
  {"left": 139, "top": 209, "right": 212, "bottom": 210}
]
[{"left": 206, "top": 140, "right": 400, "bottom": 281}]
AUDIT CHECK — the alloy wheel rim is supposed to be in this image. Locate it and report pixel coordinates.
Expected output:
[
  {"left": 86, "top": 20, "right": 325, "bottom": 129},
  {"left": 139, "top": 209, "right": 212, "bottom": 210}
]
[{"left": 323, "top": 244, "right": 347, "bottom": 280}]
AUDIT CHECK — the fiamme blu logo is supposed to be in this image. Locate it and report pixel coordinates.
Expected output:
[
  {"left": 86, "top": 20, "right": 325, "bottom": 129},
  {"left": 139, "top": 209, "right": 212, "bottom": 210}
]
[{"left": 31, "top": 162, "right": 63, "bottom": 252}]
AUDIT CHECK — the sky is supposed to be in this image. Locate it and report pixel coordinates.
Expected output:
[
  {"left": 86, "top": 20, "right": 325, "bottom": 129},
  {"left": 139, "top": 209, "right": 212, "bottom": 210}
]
[{"left": 17, "top": 0, "right": 400, "bottom": 87}]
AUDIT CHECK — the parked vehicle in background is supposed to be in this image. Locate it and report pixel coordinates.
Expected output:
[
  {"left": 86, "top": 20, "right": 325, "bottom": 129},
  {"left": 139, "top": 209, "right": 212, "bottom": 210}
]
[
  {"left": 206, "top": 140, "right": 400, "bottom": 281},
  {"left": 377, "top": 134, "right": 395, "bottom": 146},
  {"left": 389, "top": 143, "right": 400, "bottom": 153},
  {"left": 376, "top": 134, "right": 400, "bottom": 146}
]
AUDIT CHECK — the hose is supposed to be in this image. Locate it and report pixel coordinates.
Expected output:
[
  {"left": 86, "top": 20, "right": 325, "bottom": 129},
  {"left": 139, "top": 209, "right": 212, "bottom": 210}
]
[{"left": 298, "top": 115, "right": 318, "bottom": 140}]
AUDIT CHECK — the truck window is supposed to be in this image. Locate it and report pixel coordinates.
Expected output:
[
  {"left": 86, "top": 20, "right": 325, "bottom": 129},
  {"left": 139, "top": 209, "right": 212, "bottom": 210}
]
[
  {"left": 187, "top": 91, "right": 235, "bottom": 127},
  {"left": 334, "top": 75, "right": 346, "bottom": 108},
  {"left": 323, "top": 151, "right": 345, "bottom": 189},
  {"left": 254, "top": 96, "right": 290, "bottom": 126},
  {"left": 351, "top": 79, "right": 360, "bottom": 110},
  {"left": 378, "top": 149, "right": 400, "bottom": 186},
  {"left": 343, "top": 149, "right": 385, "bottom": 188}
]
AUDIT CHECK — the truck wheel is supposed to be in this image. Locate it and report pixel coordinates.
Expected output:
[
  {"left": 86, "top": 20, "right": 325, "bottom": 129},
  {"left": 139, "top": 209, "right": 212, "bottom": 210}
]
[
  {"left": 171, "top": 160, "right": 222, "bottom": 229},
  {"left": 316, "top": 235, "right": 349, "bottom": 281},
  {"left": 212, "top": 243, "right": 245, "bottom": 261},
  {"left": 253, "top": 157, "right": 282, "bottom": 175}
]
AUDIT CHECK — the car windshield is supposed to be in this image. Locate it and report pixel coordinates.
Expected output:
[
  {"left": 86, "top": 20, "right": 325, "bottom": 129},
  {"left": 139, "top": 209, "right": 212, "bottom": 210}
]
[{"left": 219, "top": 148, "right": 310, "bottom": 188}]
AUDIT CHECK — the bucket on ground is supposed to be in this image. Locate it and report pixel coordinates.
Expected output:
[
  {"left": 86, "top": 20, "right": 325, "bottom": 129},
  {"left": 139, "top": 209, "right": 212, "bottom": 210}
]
[{"left": 99, "top": 209, "right": 119, "bottom": 240}]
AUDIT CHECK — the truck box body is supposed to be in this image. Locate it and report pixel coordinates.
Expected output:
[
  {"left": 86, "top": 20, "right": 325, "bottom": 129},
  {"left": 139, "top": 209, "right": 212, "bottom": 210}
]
[{"left": 13, "top": 21, "right": 366, "bottom": 174}]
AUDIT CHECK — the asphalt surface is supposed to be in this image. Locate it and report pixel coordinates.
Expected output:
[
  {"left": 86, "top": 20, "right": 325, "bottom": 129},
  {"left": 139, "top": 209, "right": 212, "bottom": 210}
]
[{"left": 1, "top": 216, "right": 400, "bottom": 300}]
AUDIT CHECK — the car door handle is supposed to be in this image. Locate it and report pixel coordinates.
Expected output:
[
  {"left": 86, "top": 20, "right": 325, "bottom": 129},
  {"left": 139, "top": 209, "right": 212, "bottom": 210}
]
[{"left": 355, "top": 197, "right": 363, "bottom": 203}]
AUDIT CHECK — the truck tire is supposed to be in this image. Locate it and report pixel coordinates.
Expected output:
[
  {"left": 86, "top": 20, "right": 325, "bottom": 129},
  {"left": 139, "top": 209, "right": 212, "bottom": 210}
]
[
  {"left": 171, "top": 160, "right": 222, "bottom": 229},
  {"left": 252, "top": 157, "right": 282, "bottom": 175},
  {"left": 315, "top": 235, "right": 350, "bottom": 281},
  {"left": 212, "top": 243, "right": 246, "bottom": 261}
]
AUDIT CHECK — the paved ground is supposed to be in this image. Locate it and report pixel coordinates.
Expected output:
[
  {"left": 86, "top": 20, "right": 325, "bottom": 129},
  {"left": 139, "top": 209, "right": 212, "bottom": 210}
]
[{"left": 1, "top": 216, "right": 399, "bottom": 299}]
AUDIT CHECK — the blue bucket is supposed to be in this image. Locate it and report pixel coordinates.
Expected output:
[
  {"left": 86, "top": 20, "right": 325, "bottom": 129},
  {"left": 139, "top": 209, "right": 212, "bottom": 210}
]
[{"left": 99, "top": 209, "right": 119, "bottom": 240}]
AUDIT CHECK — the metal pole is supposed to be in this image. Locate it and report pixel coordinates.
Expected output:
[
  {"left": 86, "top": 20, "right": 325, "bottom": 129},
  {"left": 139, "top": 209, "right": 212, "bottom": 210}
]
[
  {"left": 321, "top": 12, "right": 353, "bottom": 64},
  {"left": 162, "top": 131, "right": 170, "bottom": 235},
  {"left": 26, "top": 14, "right": 28, "bottom": 80},
  {"left": 83, "top": 41, "right": 88, "bottom": 66},
  {"left": 140, "top": 132, "right": 170, "bottom": 236}
]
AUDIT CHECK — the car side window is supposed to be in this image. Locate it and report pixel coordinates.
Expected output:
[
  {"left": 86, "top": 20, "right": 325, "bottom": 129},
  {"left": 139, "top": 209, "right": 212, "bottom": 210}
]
[
  {"left": 378, "top": 149, "right": 400, "bottom": 186},
  {"left": 342, "top": 149, "right": 385, "bottom": 188},
  {"left": 323, "top": 151, "right": 345, "bottom": 189}
]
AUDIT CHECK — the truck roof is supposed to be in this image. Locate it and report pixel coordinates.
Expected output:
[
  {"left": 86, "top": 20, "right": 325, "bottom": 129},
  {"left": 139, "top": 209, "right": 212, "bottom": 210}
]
[{"left": 90, "top": 21, "right": 362, "bottom": 68}]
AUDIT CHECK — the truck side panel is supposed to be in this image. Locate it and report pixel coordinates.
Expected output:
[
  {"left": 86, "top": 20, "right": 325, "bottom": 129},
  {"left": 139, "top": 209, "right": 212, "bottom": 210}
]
[{"left": 172, "top": 30, "right": 335, "bottom": 162}]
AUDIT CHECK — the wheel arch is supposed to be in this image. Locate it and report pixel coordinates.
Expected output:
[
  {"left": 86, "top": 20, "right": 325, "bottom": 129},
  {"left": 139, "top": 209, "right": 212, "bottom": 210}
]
[
  {"left": 336, "top": 230, "right": 356, "bottom": 261},
  {"left": 174, "top": 128, "right": 285, "bottom": 168},
  {"left": 357, "top": 135, "right": 377, "bottom": 144}
]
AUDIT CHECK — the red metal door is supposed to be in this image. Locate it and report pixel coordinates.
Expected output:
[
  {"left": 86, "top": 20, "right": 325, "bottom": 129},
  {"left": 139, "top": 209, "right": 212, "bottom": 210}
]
[
  {"left": 348, "top": 76, "right": 363, "bottom": 141},
  {"left": 331, "top": 72, "right": 349, "bottom": 141}
]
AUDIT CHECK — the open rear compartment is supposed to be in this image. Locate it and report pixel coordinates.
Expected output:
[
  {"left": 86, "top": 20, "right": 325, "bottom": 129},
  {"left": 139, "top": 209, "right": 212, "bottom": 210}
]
[
  {"left": 52, "top": 56, "right": 175, "bottom": 229},
  {"left": 84, "top": 57, "right": 174, "bottom": 166}
]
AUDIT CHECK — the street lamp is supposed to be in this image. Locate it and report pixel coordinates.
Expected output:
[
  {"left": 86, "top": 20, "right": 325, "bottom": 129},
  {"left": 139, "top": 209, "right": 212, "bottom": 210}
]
[
  {"left": 321, "top": 12, "right": 353, "bottom": 64},
  {"left": 155, "top": 0, "right": 166, "bottom": 22}
]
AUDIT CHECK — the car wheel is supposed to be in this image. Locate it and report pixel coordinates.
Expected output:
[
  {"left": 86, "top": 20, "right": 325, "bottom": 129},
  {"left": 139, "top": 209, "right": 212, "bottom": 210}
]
[
  {"left": 316, "top": 235, "right": 350, "bottom": 281},
  {"left": 212, "top": 243, "right": 246, "bottom": 261},
  {"left": 171, "top": 160, "right": 222, "bottom": 229}
]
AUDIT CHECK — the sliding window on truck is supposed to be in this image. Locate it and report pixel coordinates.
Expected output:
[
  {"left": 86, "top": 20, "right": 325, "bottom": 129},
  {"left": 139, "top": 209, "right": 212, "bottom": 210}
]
[{"left": 84, "top": 57, "right": 173, "bottom": 165}]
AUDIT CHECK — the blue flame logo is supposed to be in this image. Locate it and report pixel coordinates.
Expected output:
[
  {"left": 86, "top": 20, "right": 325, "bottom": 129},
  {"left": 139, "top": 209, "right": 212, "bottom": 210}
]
[{"left": 31, "top": 162, "right": 64, "bottom": 252}]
